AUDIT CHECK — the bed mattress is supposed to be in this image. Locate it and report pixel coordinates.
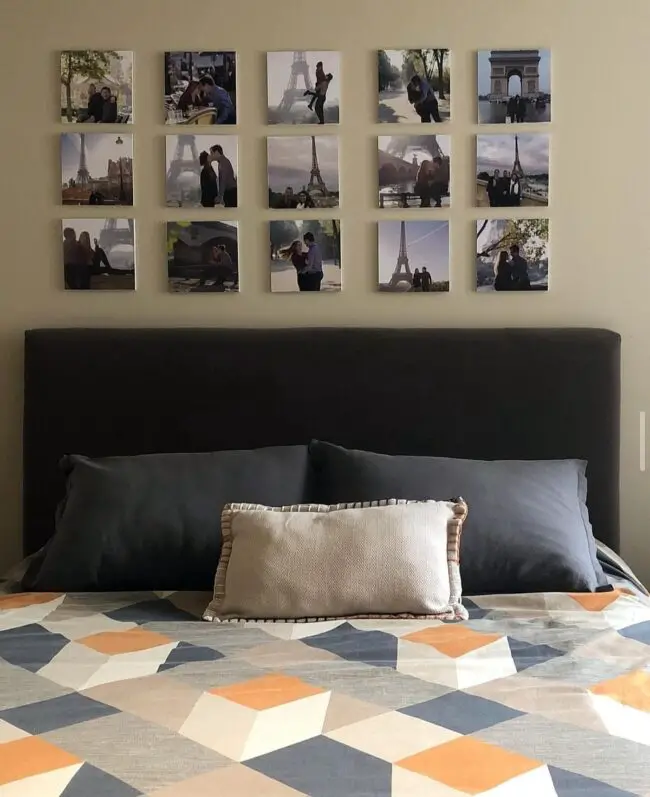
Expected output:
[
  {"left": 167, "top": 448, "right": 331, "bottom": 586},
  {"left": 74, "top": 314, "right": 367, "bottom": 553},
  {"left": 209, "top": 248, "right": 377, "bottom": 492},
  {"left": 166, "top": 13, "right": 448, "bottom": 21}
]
[{"left": 1, "top": 588, "right": 649, "bottom": 796}]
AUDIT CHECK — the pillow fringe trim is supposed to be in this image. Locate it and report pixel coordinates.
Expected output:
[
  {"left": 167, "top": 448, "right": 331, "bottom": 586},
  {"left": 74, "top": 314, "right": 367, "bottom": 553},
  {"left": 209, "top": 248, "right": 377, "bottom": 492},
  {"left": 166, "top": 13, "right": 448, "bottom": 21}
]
[{"left": 203, "top": 497, "right": 469, "bottom": 623}]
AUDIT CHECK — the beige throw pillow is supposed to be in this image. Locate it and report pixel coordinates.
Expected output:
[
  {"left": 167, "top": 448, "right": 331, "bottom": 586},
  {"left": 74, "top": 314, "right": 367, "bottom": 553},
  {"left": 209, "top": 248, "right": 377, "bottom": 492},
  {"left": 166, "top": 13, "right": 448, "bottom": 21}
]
[{"left": 203, "top": 498, "right": 468, "bottom": 623}]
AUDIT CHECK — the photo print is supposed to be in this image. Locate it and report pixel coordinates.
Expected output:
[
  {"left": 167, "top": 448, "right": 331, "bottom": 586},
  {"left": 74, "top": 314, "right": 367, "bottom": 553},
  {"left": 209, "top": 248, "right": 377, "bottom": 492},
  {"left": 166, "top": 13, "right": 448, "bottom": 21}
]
[
  {"left": 378, "top": 49, "right": 450, "bottom": 123},
  {"left": 476, "top": 218, "right": 549, "bottom": 292},
  {"left": 60, "top": 51, "right": 133, "bottom": 123},
  {"left": 62, "top": 218, "right": 135, "bottom": 291},
  {"left": 478, "top": 49, "right": 551, "bottom": 124},
  {"left": 477, "top": 134, "right": 549, "bottom": 207},
  {"left": 166, "top": 135, "right": 238, "bottom": 208},
  {"left": 165, "top": 51, "right": 236, "bottom": 125},
  {"left": 167, "top": 221, "right": 238, "bottom": 293},
  {"left": 378, "top": 221, "right": 449, "bottom": 293},
  {"left": 268, "top": 136, "right": 339, "bottom": 209},
  {"left": 378, "top": 135, "right": 450, "bottom": 209},
  {"left": 61, "top": 133, "right": 133, "bottom": 206},
  {"left": 267, "top": 51, "right": 340, "bottom": 125},
  {"left": 269, "top": 220, "right": 341, "bottom": 293}
]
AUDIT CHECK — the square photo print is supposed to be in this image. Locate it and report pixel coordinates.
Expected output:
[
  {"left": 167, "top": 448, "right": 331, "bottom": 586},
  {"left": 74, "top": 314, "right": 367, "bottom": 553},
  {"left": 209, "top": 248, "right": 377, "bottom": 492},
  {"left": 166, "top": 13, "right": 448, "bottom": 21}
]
[
  {"left": 476, "top": 219, "right": 549, "bottom": 292},
  {"left": 61, "top": 133, "right": 133, "bottom": 206},
  {"left": 378, "top": 49, "right": 450, "bottom": 123},
  {"left": 166, "top": 135, "right": 238, "bottom": 208},
  {"left": 268, "top": 136, "right": 339, "bottom": 209},
  {"left": 378, "top": 135, "right": 450, "bottom": 209},
  {"left": 267, "top": 51, "right": 340, "bottom": 125},
  {"left": 270, "top": 220, "right": 341, "bottom": 293},
  {"left": 60, "top": 50, "right": 133, "bottom": 123},
  {"left": 62, "top": 219, "right": 135, "bottom": 290},
  {"left": 167, "top": 221, "right": 238, "bottom": 293},
  {"left": 379, "top": 220, "right": 449, "bottom": 292},
  {"left": 165, "top": 51, "right": 236, "bottom": 125},
  {"left": 476, "top": 133, "right": 549, "bottom": 207},
  {"left": 478, "top": 49, "right": 551, "bottom": 124}
]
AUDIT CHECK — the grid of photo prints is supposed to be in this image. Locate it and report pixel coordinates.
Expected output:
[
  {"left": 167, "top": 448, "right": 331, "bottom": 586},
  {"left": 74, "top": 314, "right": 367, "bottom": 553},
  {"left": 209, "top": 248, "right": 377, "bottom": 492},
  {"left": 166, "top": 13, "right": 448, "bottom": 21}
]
[
  {"left": 163, "top": 52, "right": 240, "bottom": 292},
  {"left": 59, "top": 51, "right": 136, "bottom": 291},
  {"left": 475, "top": 48, "right": 551, "bottom": 293},
  {"left": 376, "top": 49, "right": 451, "bottom": 292},
  {"left": 267, "top": 51, "right": 342, "bottom": 293},
  {"left": 56, "top": 46, "right": 552, "bottom": 297}
]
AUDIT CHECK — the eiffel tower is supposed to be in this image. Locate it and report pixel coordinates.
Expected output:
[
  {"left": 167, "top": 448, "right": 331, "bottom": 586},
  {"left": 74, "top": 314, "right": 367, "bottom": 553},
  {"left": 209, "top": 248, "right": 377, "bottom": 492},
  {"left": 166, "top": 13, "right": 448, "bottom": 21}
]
[
  {"left": 387, "top": 134, "right": 443, "bottom": 161},
  {"left": 76, "top": 133, "right": 90, "bottom": 188},
  {"left": 308, "top": 136, "right": 328, "bottom": 195},
  {"left": 511, "top": 134, "right": 524, "bottom": 178},
  {"left": 166, "top": 135, "right": 201, "bottom": 189},
  {"left": 389, "top": 221, "right": 412, "bottom": 288},
  {"left": 278, "top": 51, "right": 313, "bottom": 112},
  {"left": 99, "top": 218, "right": 135, "bottom": 253}
]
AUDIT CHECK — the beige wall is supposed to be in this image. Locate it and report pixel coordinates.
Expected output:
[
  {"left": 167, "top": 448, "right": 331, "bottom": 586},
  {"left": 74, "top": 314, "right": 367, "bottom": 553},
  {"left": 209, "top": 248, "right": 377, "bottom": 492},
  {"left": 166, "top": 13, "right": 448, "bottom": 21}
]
[{"left": 0, "top": 0, "right": 649, "bottom": 580}]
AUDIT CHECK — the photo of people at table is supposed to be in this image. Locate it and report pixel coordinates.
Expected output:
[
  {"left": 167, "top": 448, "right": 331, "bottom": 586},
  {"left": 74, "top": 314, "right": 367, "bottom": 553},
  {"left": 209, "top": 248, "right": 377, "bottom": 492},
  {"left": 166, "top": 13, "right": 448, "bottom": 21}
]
[{"left": 165, "top": 51, "right": 236, "bottom": 125}]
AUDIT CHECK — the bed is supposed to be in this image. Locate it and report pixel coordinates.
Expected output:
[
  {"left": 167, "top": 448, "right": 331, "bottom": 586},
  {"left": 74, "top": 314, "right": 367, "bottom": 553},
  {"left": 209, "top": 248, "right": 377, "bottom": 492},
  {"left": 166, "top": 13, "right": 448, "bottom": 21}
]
[{"left": 2, "top": 327, "right": 650, "bottom": 796}]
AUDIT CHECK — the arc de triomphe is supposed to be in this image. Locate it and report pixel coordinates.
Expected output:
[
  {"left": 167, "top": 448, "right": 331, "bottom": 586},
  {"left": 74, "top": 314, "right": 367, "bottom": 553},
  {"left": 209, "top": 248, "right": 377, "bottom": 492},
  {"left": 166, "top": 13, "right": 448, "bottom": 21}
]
[{"left": 488, "top": 50, "right": 541, "bottom": 101}]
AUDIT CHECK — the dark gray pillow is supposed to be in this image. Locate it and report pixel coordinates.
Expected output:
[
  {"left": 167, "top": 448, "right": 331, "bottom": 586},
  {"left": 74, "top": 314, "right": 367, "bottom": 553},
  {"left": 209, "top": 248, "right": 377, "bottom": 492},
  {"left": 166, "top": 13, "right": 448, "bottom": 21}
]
[
  {"left": 26, "top": 446, "right": 310, "bottom": 592},
  {"left": 309, "top": 441, "right": 607, "bottom": 594}
]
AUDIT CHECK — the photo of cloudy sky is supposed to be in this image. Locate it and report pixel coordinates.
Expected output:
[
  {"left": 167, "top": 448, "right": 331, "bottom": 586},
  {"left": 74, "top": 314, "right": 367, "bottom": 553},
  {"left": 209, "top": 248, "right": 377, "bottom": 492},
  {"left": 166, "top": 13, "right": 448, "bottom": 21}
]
[
  {"left": 476, "top": 133, "right": 549, "bottom": 207},
  {"left": 268, "top": 136, "right": 339, "bottom": 209}
]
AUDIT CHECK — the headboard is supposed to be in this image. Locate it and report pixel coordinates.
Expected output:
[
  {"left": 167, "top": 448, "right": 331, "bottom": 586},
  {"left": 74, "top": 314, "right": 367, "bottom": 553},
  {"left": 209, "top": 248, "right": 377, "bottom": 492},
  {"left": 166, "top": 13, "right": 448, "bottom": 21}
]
[{"left": 23, "top": 327, "right": 621, "bottom": 555}]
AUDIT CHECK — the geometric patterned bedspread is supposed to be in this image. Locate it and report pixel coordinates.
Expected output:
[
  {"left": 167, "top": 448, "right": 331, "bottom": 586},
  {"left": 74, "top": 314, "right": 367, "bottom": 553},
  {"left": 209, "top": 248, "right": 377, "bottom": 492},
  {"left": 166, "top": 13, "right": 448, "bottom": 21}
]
[{"left": 1, "top": 589, "right": 650, "bottom": 796}]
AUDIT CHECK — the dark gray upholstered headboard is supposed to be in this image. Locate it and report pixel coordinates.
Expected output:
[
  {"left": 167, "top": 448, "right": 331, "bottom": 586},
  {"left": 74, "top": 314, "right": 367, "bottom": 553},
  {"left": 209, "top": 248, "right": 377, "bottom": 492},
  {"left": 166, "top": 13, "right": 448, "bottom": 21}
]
[{"left": 23, "top": 327, "right": 621, "bottom": 555}]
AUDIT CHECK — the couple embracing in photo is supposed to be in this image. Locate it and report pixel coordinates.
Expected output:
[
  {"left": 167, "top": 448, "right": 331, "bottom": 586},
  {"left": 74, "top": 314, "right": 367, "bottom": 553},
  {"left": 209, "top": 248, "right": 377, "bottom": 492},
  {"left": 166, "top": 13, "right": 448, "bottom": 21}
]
[
  {"left": 280, "top": 233, "right": 324, "bottom": 291},
  {"left": 493, "top": 244, "right": 530, "bottom": 291}
]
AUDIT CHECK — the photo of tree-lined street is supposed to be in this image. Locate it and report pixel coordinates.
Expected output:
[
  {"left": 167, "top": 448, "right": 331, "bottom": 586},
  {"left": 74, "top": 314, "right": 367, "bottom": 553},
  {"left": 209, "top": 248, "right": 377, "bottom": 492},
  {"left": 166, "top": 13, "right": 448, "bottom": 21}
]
[
  {"left": 60, "top": 50, "right": 133, "bottom": 123},
  {"left": 378, "top": 49, "right": 450, "bottom": 123}
]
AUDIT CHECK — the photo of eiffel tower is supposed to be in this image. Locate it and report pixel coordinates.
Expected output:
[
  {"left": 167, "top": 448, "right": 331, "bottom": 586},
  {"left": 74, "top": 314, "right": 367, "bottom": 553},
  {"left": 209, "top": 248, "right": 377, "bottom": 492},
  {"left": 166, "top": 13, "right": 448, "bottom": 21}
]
[
  {"left": 61, "top": 217, "right": 136, "bottom": 291},
  {"left": 267, "top": 51, "right": 340, "bottom": 125},
  {"left": 166, "top": 135, "right": 200, "bottom": 205},
  {"left": 278, "top": 52, "right": 313, "bottom": 113},
  {"left": 76, "top": 133, "right": 90, "bottom": 187},
  {"left": 61, "top": 133, "right": 134, "bottom": 206},
  {"left": 167, "top": 135, "right": 200, "bottom": 185},
  {"left": 165, "top": 135, "right": 238, "bottom": 208},
  {"left": 389, "top": 221, "right": 412, "bottom": 288},
  {"left": 475, "top": 133, "right": 549, "bottom": 207},
  {"left": 308, "top": 136, "right": 328, "bottom": 195},
  {"left": 267, "top": 136, "right": 339, "bottom": 209},
  {"left": 379, "top": 220, "right": 450, "bottom": 292},
  {"left": 511, "top": 134, "right": 524, "bottom": 178}
]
